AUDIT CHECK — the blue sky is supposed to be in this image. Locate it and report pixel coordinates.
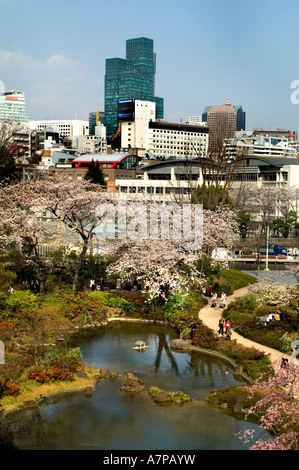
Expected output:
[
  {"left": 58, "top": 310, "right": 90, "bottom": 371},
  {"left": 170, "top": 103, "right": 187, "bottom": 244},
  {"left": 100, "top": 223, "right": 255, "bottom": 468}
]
[{"left": 1, "top": 0, "right": 299, "bottom": 132}]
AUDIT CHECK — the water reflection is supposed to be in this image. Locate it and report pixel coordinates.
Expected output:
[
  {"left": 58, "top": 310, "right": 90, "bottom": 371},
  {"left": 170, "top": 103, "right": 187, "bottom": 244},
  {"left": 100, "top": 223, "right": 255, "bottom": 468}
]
[
  {"left": 5, "top": 322, "right": 265, "bottom": 450},
  {"left": 154, "top": 331, "right": 179, "bottom": 375}
]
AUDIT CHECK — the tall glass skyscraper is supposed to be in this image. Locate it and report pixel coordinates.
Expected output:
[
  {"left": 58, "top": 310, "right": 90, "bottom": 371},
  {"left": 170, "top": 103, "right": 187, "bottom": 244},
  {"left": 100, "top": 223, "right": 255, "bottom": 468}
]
[{"left": 104, "top": 37, "right": 164, "bottom": 138}]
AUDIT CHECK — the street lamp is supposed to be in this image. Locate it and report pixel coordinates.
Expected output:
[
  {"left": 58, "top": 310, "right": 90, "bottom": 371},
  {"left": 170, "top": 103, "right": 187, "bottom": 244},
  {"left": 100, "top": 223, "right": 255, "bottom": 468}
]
[{"left": 264, "top": 224, "right": 269, "bottom": 271}]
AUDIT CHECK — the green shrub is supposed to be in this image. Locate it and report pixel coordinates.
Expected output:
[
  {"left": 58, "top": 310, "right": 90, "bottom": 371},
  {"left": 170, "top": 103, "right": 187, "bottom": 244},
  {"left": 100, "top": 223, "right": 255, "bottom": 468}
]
[
  {"left": 47, "top": 345, "right": 82, "bottom": 366},
  {"left": 2, "top": 290, "right": 38, "bottom": 315},
  {"left": 148, "top": 386, "right": 191, "bottom": 404},
  {"left": 89, "top": 291, "right": 137, "bottom": 315},
  {"left": 166, "top": 391, "right": 191, "bottom": 404},
  {"left": 28, "top": 347, "right": 83, "bottom": 383},
  {"left": 244, "top": 357, "right": 273, "bottom": 381},
  {"left": 0, "top": 264, "right": 17, "bottom": 294},
  {"left": 208, "top": 386, "right": 245, "bottom": 408},
  {"left": 192, "top": 325, "right": 219, "bottom": 350},
  {"left": 149, "top": 386, "right": 161, "bottom": 398},
  {"left": 164, "top": 290, "right": 206, "bottom": 331}
]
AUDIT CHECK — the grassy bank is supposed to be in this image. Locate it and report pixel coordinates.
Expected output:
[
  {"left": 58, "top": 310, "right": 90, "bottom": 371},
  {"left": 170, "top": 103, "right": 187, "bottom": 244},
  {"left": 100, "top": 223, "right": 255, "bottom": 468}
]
[{"left": 0, "top": 366, "right": 99, "bottom": 413}]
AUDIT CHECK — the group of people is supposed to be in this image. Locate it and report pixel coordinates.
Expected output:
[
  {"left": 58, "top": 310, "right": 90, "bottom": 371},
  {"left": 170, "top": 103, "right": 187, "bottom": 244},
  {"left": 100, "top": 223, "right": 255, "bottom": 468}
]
[
  {"left": 210, "top": 291, "right": 227, "bottom": 309},
  {"left": 89, "top": 277, "right": 104, "bottom": 292},
  {"left": 218, "top": 317, "right": 232, "bottom": 340}
]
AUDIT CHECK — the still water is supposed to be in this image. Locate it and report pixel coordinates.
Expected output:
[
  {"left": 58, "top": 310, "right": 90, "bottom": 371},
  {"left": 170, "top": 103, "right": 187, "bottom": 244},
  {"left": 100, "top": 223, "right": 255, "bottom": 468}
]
[{"left": 6, "top": 322, "right": 267, "bottom": 450}]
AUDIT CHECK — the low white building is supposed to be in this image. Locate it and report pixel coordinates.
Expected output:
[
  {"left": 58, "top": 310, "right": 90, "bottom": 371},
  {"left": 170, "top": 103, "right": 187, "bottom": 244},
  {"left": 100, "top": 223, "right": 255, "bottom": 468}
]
[
  {"left": 116, "top": 159, "right": 204, "bottom": 200},
  {"left": 70, "top": 124, "right": 107, "bottom": 154},
  {"left": 225, "top": 130, "right": 299, "bottom": 159},
  {"left": 119, "top": 99, "right": 209, "bottom": 159},
  {"left": 115, "top": 157, "right": 299, "bottom": 210},
  {"left": 70, "top": 135, "right": 107, "bottom": 154},
  {"left": 30, "top": 119, "right": 89, "bottom": 137},
  {"left": 147, "top": 121, "right": 209, "bottom": 159}
]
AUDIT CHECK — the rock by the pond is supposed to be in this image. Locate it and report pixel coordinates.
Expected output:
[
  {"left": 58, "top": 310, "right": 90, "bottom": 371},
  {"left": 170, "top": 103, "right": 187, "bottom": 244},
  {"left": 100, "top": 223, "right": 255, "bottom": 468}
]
[
  {"left": 171, "top": 339, "right": 193, "bottom": 350},
  {"left": 19, "top": 400, "right": 39, "bottom": 410},
  {"left": 120, "top": 372, "right": 145, "bottom": 393},
  {"left": 83, "top": 386, "right": 94, "bottom": 397},
  {"left": 233, "top": 395, "right": 246, "bottom": 414},
  {"left": 108, "top": 371, "right": 118, "bottom": 379},
  {"left": 75, "top": 371, "right": 89, "bottom": 379},
  {"left": 95, "top": 369, "right": 118, "bottom": 380},
  {"left": 153, "top": 392, "right": 168, "bottom": 403}
]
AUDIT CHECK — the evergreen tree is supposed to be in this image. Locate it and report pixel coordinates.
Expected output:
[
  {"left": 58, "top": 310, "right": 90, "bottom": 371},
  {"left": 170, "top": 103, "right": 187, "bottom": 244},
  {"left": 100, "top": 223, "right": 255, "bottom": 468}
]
[
  {"left": 0, "top": 144, "right": 20, "bottom": 185},
  {"left": 84, "top": 160, "right": 107, "bottom": 187}
]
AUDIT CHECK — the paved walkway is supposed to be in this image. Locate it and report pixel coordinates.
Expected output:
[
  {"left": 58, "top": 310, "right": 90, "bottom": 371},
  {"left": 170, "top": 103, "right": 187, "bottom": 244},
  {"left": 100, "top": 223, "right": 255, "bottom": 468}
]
[{"left": 198, "top": 287, "right": 287, "bottom": 366}]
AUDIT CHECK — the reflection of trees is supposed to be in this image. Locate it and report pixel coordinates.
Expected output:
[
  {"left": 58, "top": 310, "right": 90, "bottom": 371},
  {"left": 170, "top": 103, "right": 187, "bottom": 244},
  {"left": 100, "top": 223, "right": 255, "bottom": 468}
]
[
  {"left": 154, "top": 333, "right": 179, "bottom": 375},
  {"left": 185, "top": 351, "right": 233, "bottom": 382}
]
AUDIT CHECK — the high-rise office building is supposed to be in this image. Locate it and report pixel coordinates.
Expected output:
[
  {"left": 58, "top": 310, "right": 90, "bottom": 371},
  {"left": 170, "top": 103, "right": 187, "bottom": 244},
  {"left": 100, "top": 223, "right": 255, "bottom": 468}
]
[
  {"left": 0, "top": 90, "right": 30, "bottom": 123},
  {"left": 202, "top": 100, "right": 246, "bottom": 152},
  {"left": 104, "top": 37, "right": 164, "bottom": 138}
]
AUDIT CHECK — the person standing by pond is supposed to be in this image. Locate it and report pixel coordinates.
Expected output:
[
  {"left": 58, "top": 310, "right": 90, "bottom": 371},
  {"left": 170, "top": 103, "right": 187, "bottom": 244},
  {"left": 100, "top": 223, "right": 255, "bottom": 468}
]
[{"left": 190, "top": 322, "right": 197, "bottom": 344}]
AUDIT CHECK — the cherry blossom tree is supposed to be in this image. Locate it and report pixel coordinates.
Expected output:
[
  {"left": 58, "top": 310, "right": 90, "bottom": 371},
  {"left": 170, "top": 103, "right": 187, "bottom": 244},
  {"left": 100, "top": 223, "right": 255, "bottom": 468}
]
[
  {"left": 0, "top": 174, "right": 110, "bottom": 296},
  {"left": 0, "top": 173, "right": 239, "bottom": 301},
  {"left": 238, "top": 360, "right": 299, "bottom": 450},
  {"left": 0, "top": 181, "right": 55, "bottom": 292},
  {"left": 104, "top": 201, "right": 238, "bottom": 303}
]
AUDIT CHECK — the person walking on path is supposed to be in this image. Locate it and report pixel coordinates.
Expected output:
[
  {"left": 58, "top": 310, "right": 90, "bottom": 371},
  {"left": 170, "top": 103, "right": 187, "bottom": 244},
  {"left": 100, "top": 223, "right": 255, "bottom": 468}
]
[
  {"left": 198, "top": 286, "right": 288, "bottom": 367},
  {"left": 224, "top": 319, "right": 231, "bottom": 335},
  {"left": 225, "top": 325, "right": 232, "bottom": 340},
  {"left": 220, "top": 292, "right": 226, "bottom": 308},
  {"left": 218, "top": 317, "right": 225, "bottom": 335}
]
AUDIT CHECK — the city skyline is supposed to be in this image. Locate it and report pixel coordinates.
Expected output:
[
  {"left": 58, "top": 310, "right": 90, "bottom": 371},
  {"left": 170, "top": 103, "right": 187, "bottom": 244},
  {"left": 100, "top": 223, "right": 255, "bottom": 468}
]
[{"left": 0, "top": 0, "right": 299, "bottom": 132}]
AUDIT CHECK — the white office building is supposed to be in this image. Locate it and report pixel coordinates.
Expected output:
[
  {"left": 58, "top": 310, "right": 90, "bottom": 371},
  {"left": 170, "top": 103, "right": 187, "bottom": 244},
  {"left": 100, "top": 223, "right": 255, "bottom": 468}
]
[
  {"left": 120, "top": 100, "right": 156, "bottom": 151},
  {"left": 225, "top": 130, "right": 299, "bottom": 159},
  {"left": 0, "top": 90, "right": 30, "bottom": 123},
  {"left": 147, "top": 121, "right": 209, "bottom": 159},
  {"left": 119, "top": 100, "right": 209, "bottom": 159},
  {"left": 30, "top": 119, "right": 89, "bottom": 137}
]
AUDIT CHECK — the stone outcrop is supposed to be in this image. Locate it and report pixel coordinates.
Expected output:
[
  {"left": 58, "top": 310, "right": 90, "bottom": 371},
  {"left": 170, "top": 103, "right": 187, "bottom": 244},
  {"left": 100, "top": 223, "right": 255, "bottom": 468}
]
[
  {"left": 95, "top": 368, "right": 118, "bottom": 380},
  {"left": 119, "top": 373, "right": 145, "bottom": 393},
  {"left": 171, "top": 339, "right": 195, "bottom": 350}
]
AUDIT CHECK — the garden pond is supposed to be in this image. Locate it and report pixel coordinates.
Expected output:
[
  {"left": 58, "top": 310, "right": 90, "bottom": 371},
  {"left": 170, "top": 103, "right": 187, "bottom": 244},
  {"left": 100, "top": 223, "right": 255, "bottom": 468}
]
[{"left": 4, "top": 321, "right": 268, "bottom": 450}]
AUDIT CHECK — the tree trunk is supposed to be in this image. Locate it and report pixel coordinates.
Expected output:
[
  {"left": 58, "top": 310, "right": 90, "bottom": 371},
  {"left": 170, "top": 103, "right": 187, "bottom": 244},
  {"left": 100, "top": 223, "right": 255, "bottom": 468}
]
[{"left": 72, "top": 242, "right": 88, "bottom": 297}]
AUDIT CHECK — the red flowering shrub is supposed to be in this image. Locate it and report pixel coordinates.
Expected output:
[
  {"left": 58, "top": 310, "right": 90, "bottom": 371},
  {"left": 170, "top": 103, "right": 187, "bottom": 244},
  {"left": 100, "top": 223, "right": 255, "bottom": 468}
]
[
  {"left": 27, "top": 358, "right": 79, "bottom": 383},
  {"left": 49, "top": 364, "right": 74, "bottom": 381},
  {"left": 27, "top": 367, "right": 53, "bottom": 383},
  {"left": 0, "top": 379, "right": 20, "bottom": 398}
]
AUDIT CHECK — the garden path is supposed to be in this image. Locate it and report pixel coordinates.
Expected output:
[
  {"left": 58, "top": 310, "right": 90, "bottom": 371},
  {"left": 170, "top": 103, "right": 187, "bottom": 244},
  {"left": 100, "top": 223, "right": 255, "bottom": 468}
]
[{"left": 198, "top": 286, "right": 287, "bottom": 367}]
